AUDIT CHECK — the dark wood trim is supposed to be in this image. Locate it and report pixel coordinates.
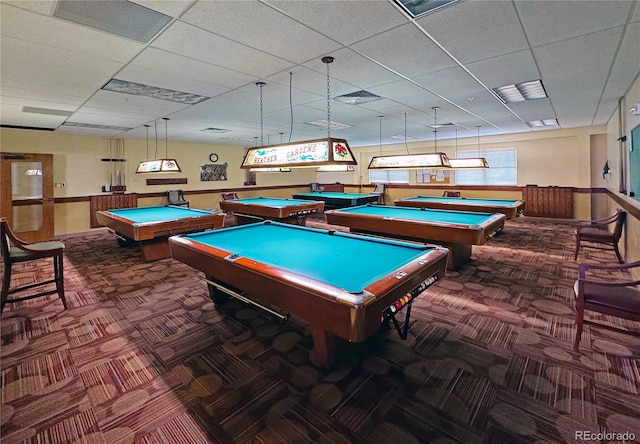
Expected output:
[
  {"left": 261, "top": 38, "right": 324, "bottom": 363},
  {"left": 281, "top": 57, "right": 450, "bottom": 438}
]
[
  {"left": 607, "top": 190, "right": 640, "bottom": 221},
  {"left": 146, "top": 178, "right": 188, "bottom": 185}
]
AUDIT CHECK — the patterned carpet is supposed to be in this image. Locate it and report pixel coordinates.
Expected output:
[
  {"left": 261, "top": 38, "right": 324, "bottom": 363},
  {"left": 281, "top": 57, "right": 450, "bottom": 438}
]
[{"left": 1, "top": 216, "right": 639, "bottom": 443}]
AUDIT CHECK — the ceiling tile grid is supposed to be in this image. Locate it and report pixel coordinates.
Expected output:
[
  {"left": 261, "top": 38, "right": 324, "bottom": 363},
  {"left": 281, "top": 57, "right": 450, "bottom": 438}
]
[{"left": 0, "top": 0, "right": 637, "bottom": 147}]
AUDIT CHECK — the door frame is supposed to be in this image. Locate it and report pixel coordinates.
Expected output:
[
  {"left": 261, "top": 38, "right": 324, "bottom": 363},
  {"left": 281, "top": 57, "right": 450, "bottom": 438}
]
[{"left": 1, "top": 152, "right": 55, "bottom": 242}]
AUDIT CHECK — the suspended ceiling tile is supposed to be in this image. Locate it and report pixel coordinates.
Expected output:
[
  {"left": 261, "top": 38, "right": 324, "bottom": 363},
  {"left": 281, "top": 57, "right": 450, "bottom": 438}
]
[
  {"left": 125, "top": 47, "right": 258, "bottom": 91},
  {"left": 516, "top": 0, "right": 634, "bottom": 47},
  {"left": 0, "top": 73, "right": 100, "bottom": 100},
  {"left": 268, "top": 0, "right": 408, "bottom": 46},
  {"left": 416, "top": 0, "right": 529, "bottom": 64},
  {"left": 129, "top": 0, "right": 196, "bottom": 18},
  {"left": 180, "top": 1, "right": 342, "bottom": 64},
  {"left": 535, "top": 28, "right": 624, "bottom": 127},
  {"left": 1, "top": 3, "right": 145, "bottom": 63},
  {"left": 351, "top": 23, "right": 458, "bottom": 78},
  {"left": 0, "top": 103, "right": 64, "bottom": 128},
  {"left": 1, "top": 85, "right": 86, "bottom": 107},
  {"left": 151, "top": 21, "right": 294, "bottom": 78},
  {"left": 466, "top": 50, "right": 541, "bottom": 91},
  {"left": 2, "top": 0, "right": 56, "bottom": 15},
  {"left": 2, "top": 37, "right": 124, "bottom": 89}
]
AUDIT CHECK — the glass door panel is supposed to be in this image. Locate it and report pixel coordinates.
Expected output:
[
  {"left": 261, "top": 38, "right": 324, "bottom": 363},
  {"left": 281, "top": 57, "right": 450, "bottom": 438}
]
[{"left": 11, "top": 161, "right": 44, "bottom": 232}]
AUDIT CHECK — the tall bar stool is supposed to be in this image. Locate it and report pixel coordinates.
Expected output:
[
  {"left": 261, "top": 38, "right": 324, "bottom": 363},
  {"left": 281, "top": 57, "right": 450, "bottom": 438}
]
[{"left": 1, "top": 218, "right": 67, "bottom": 313}]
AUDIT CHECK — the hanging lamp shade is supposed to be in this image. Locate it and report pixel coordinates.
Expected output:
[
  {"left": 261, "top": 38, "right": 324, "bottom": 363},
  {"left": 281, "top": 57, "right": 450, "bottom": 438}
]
[
  {"left": 448, "top": 157, "right": 489, "bottom": 169},
  {"left": 368, "top": 106, "right": 451, "bottom": 170},
  {"left": 316, "top": 164, "right": 355, "bottom": 172},
  {"left": 447, "top": 125, "right": 489, "bottom": 169},
  {"left": 241, "top": 56, "right": 357, "bottom": 170},
  {"left": 241, "top": 137, "right": 357, "bottom": 169},
  {"left": 248, "top": 167, "right": 292, "bottom": 172},
  {"left": 136, "top": 159, "right": 181, "bottom": 173},
  {"left": 368, "top": 153, "right": 451, "bottom": 169},
  {"left": 136, "top": 118, "right": 181, "bottom": 173}
]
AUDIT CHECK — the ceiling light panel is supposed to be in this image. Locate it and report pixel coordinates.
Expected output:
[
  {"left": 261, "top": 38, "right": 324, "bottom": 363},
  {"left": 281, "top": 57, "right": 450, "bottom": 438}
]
[
  {"left": 22, "top": 106, "right": 74, "bottom": 117},
  {"left": 102, "top": 79, "right": 209, "bottom": 104},
  {"left": 54, "top": 0, "right": 171, "bottom": 43},
  {"left": 62, "top": 122, "right": 132, "bottom": 131},
  {"left": 493, "top": 79, "right": 547, "bottom": 103},
  {"left": 393, "top": 0, "right": 462, "bottom": 19},
  {"left": 304, "top": 120, "right": 353, "bottom": 130}
]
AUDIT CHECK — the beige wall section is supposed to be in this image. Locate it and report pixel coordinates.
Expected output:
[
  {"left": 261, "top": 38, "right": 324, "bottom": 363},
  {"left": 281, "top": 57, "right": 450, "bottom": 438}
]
[
  {"left": 348, "top": 126, "right": 601, "bottom": 188},
  {"left": 602, "top": 73, "right": 640, "bottom": 268},
  {"left": 0, "top": 128, "right": 318, "bottom": 235}
]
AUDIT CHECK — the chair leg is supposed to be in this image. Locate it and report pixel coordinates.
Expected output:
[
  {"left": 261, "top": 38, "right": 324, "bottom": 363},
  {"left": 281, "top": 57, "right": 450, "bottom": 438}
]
[
  {"left": 54, "top": 254, "right": 67, "bottom": 309},
  {"left": 574, "top": 239, "right": 580, "bottom": 260},
  {"left": 574, "top": 308, "right": 584, "bottom": 352},
  {"left": 613, "top": 244, "right": 624, "bottom": 264},
  {"left": 1, "top": 262, "right": 12, "bottom": 314}
]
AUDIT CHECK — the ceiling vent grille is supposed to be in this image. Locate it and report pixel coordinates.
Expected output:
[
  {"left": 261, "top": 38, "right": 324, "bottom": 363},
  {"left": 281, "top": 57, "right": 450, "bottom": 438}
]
[
  {"left": 54, "top": 0, "right": 171, "bottom": 43},
  {"left": 334, "top": 90, "right": 383, "bottom": 105}
]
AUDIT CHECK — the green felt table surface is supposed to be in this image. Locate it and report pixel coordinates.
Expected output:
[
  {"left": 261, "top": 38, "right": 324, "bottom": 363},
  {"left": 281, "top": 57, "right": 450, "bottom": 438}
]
[
  {"left": 294, "top": 192, "right": 377, "bottom": 199},
  {"left": 229, "top": 197, "right": 318, "bottom": 207},
  {"left": 333, "top": 204, "right": 497, "bottom": 226},
  {"left": 182, "top": 222, "right": 436, "bottom": 293},
  {"left": 402, "top": 196, "right": 521, "bottom": 206},
  {"left": 105, "top": 206, "right": 216, "bottom": 223}
]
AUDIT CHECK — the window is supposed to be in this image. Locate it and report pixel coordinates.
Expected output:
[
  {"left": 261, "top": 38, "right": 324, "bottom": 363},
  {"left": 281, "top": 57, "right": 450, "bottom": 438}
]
[
  {"left": 368, "top": 160, "right": 409, "bottom": 184},
  {"left": 455, "top": 147, "right": 517, "bottom": 185}
]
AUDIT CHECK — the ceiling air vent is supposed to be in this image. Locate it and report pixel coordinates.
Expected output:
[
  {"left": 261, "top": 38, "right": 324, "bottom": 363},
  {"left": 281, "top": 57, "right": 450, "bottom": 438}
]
[
  {"left": 334, "top": 90, "right": 382, "bottom": 105},
  {"left": 54, "top": 0, "right": 171, "bottom": 43},
  {"left": 201, "top": 128, "right": 231, "bottom": 133}
]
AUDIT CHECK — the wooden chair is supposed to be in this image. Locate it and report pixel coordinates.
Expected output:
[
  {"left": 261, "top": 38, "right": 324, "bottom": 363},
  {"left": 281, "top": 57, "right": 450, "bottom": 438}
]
[
  {"left": 372, "top": 183, "right": 386, "bottom": 205},
  {"left": 573, "top": 260, "right": 640, "bottom": 351},
  {"left": 168, "top": 190, "right": 189, "bottom": 207},
  {"left": 443, "top": 191, "right": 461, "bottom": 197},
  {"left": 221, "top": 193, "right": 239, "bottom": 201},
  {"left": 310, "top": 183, "right": 323, "bottom": 192},
  {"left": 574, "top": 209, "right": 626, "bottom": 263},
  {"left": 1, "top": 218, "right": 67, "bottom": 314}
]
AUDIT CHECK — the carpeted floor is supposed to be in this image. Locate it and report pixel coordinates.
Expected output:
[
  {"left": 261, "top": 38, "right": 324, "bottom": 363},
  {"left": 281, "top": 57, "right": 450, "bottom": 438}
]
[{"left": 1, "top": 216, "right": 639, "bottom": 443}]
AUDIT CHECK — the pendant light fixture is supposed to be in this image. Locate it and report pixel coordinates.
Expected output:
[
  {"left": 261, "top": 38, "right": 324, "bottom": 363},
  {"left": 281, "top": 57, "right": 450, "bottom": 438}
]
[
  {"left": 248, "top": 81, "right": 291, "bottom": 173},
  {"left": 368, "top": 106, "right": 451, "bottom": 170},
  {"left": 448, "top": 125, "right": 489, "bottom": 169},
  {"left": 136, "top": 118, "right": 181, "bottom": 173},
  {"left": 242, "top": 56, "right": 357, "bottom": 170}
]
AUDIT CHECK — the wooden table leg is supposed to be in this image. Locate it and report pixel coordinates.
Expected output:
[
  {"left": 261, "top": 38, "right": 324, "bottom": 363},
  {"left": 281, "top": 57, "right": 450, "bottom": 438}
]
[{"left": 311, "top": 326, "right": 337, "bottom": 368}]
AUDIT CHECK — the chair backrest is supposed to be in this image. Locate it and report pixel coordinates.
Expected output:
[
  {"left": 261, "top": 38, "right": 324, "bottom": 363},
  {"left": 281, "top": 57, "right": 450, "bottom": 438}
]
[
  {"left": 311, "top": 183, "right": 321, "bottom": 192},
  {"left": 443, "top": 191, "right": 461, "bottom": 197},
  {"left": 373, "top": 184, "right": 385, "bottom": 194},
  {"left": 221, "top": 193, "right": 238, "bottom": 201},
  {"left": 0, "top": 218, "right": 11, "bottom": 260},
  {"left": 612, "top": 209, "right": 626, "bottom": 240},
  {"left": 168, "top": 190, "right": 184, "bottom": 203}
]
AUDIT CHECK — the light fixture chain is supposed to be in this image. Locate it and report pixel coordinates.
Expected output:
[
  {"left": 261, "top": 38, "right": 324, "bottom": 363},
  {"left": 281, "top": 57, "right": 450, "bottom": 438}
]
[
  {"left": 432, "top": 106, "right": 439, "bottom": 152},
  {"left": 259, "top": 82, "right": 264, "bottom": 146},
  {"left": 326, "top": 60, "right": 331, "bottom": 139}
]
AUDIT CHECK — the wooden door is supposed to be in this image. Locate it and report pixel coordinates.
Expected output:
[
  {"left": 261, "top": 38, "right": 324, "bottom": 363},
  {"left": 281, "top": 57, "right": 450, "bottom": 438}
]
[{"left": 1, "top": 152, "right": 55, "bottom": 242}]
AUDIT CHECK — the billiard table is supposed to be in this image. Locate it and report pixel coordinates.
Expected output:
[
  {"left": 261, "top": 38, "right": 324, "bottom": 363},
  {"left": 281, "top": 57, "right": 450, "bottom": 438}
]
[
  {"left": 291, "top": 191, "right": 379, "bottom": 209},
  {"left": 96, "top": 205, "right": 224, "bottom": 261},
  {"left": 169, "top": 221, "right": 448, "bottom": 367},
  {"left": 219, "top": 197, "right": 324, "bottom": 225},
  {"left": 395, "top": 196, "right": 525, "bottom": 219},
  {"left": 325, "top": 204, "right": 505, "bottom": 270}
]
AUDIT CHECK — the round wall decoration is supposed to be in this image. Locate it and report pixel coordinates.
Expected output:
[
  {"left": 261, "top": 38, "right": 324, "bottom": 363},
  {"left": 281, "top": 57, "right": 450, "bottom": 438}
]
[{"left": 209, "top": 153, "right": 219, "bottom": 162}]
